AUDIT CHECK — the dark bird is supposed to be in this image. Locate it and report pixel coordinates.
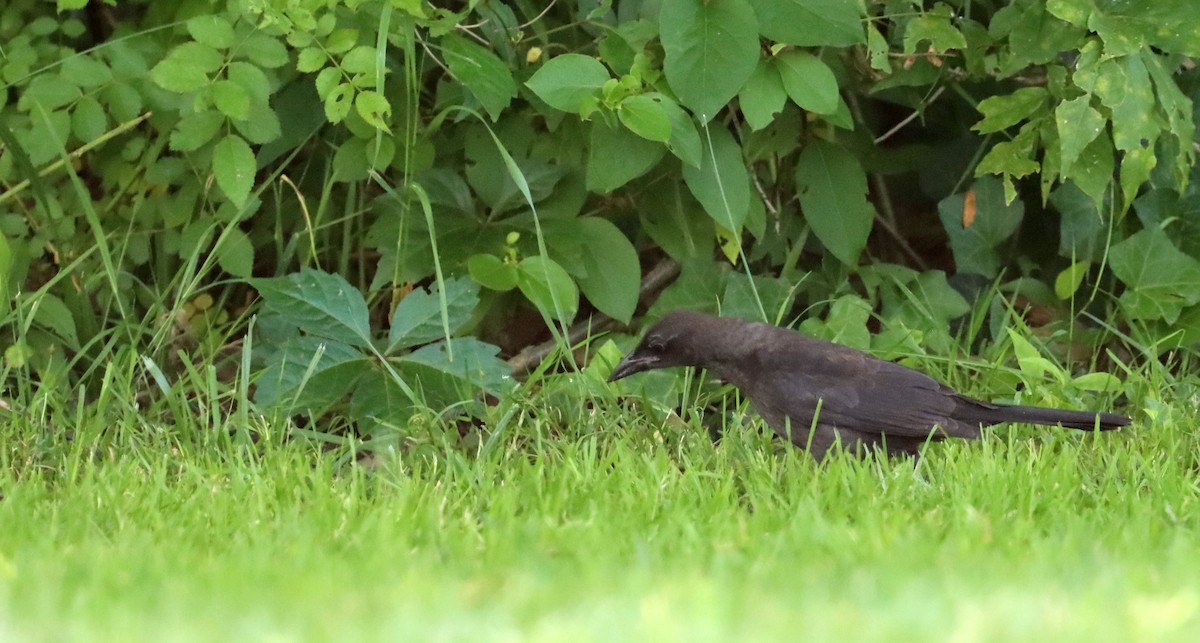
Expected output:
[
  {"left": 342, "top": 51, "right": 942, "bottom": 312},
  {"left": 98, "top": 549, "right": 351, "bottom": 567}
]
[{"left": 608, "top": 310, "right": 1131, "bottom": 460}]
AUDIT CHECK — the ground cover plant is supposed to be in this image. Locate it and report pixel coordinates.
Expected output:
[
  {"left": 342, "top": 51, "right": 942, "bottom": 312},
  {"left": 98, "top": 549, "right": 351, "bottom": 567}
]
[{"left": 1, "top": 0, "right": 1199, "bottom": 639}]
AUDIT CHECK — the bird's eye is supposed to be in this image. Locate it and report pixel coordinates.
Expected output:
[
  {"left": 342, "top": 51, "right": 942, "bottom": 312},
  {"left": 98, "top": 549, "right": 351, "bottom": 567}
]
[{"left": 646, "top": 338, "right": 666, "bottom": 353}]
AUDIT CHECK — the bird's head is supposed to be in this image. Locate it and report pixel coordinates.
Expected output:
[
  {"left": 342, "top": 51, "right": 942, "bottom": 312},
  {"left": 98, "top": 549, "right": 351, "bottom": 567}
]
[{"left": 607, "top": 309, "right": 727, "bottom": 382}]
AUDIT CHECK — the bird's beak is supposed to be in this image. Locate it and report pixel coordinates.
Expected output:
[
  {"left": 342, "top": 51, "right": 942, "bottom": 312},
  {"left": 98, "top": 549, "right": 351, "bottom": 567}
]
[{"left": 607, "top": 351, "right": 658, "bottom": 382}]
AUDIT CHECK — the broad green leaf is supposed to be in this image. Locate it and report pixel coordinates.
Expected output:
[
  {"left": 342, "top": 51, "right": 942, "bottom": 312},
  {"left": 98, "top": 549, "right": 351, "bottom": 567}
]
[
  {"left": 1050, "top": 182, "right": 1105, "bottom": 263},
  {"left": 170, "top": 110, "right": 224, "bottom": 151},
  {"left": 388, "top": 277, "right": 480, "bottom": 352},
  {"left": 19, "top": 74, "right": 80, "bottom": 111},
  {"left": 226, "top": 62, "right": 272, "bottom": 104},
  {"left": 746, "top": 0, "right": 864, "bottom": 46},
  {"left": 355, "top": 90, "right": 392, "bottom": 131},
  {"left": 586, "top": 119, "right": 665, "bottom": 192},
  {"left": 468, "top": 254, "right": 519, "bottom": 291},
  {"left": 660, "top": 0, "right": 759, "bottom": 121},
  {"left": 656, "top": 95, "right": 702, "bottom": 168},
  {"left": 1069, "top": 131, "right": 1115, "bottom": 207},
  {"left": 936, "top": 176, "right": 1024, "bottom": 278},
  {"left": 399, "top": 337, "right": 512, "bottom": 396},
  {"left": 974, "top": 88, "right": 1049, "bottom": 133},
  {"left": 525, "top": 53, "right": 611, "bottom": 113},
  {"left": 212, "top": 134, "right": 255, "bottom": 208},
  {"left": 575, "top": 217, "right": 640, "bottom": 323},
  {"left": 210, "top": 80, "right": 251, "bottom": 120},
  {"left": 215, "top": 227, "right": 254, "bottom": 278},
  {"left": 638, "top": 176, "right": 715, "bottom": 262},
  {"left": 1006, "top": 328, "right": 1060, "bottom": 380},
  {"left": 619, "top": 94, "right": 671, "bottom": 143},
  {"left": 252, "top": 269, "right": 373, "bottom": 348},
  {"left": 341, "top": 46, "right": 378, "bottom": 75},
  {"left": 151, "top": 42, "right": 223, "bottom": 93},
  {"left": 1110, "top": 228, "right": 1200, "bottom": 323},
  {"left": 1071, "top": 372, "right": 1122, "bottom": 393},
  {"left": 240, "top": 33, "right": 289, "bottom": 68},
  {"left": 441, "top": 33, "right": 517, "bottom": 121},
  {"left": 1054, "top": 260, "right": 1089, "bottom": 299},
  {"left": 795, "top": 140, "right": 875, "bottom": 266},
  {"left": 297, "top": 47, "right": 327, "bottom": 73},
  {"left": 253, "top": 336, "right": 364, "bottom": 407},
  {"left": 739, "top": 60, "right": 787, "bottom": 131},
  {"left": 70, "top": 96, "right": 107, "bottom": 143},
  {"left": 682, "top": 125, "right": 749, "bottom": 232},
  {"left": 59, "top": 56, "right": 112, "bottom": 89},
  {"left": 903, "top": 12, "right": 968, "bottom": 53},
  {"left": 325, "top": 83, "right": 354, "bottom": 123},
  {"left": 776, "top": 51, "right": 839, "bottom": 115},
  {"left": 187, "top": 15, "right": 236, "bottom": 49},
  {"left": 517, "top": 255, "right": 579, "bottom": 322},
  {"left": 232, "top": 100, "right": 282, "bottom": 145},
  {"left": 1055, "top": 96, "right": 1105, "bottom": 176}
]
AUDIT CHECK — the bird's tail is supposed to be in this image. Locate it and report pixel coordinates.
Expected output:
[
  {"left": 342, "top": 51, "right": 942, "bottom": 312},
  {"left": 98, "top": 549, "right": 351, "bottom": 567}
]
[{"left": 975, "top": 403, "right": 1131, "bottom": 431}]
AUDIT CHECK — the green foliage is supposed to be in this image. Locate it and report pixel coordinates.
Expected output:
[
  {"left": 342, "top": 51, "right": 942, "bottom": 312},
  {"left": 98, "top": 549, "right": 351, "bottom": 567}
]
[
  {"left": 252, "top": 270, "right": 512, "bottom": 434},
  {"left": 2, "top": 0, "right": 1198, "bottom": 422}
]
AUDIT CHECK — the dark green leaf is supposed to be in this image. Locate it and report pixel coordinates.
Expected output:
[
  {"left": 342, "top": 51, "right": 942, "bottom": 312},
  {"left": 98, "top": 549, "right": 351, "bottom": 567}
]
[
  {"left": 442, "top": 33, "right": 517, "bottom": 121},
  {"left": 739, "top": 60, "right": 787, "bottom": 131},
  {"left": 252, "top": 269, "right": 373, "bottom": 348},
  {"left": 215, "top": 228, "right": 254, "bottom": 278},
  {"left": 575, "top": 217, "right": 640, "bottom": 323},
  {"left": 619, "top": 94, "right": 671, "bottom": 143},
  {"left": 398, "top": 337, "right": 513, "bottom": 396},
  {"left": 517, "top": 255, "right": 579, "bottom": 321},
  {"left": 660, "top": 0, "right": 760, "bottom": 121},
  {"left": 776, "top": 51, "right": 839, "bottom": 115},
  {"left": 586, "top": 119, "right": 665, "bottom": 192},
  {"left": 212, "top": 134, "right": 255, "bottom": 208},
  {"left": 468, "top": 254, "right": 519, "bottom": 291},
  {"left": 936, "top": 176, "right": 1024, "bottom": 278},
  {"left": 746, "top": 0, "right": 863, "bottom": 46},
  {"left": 682, "top": 125, "right": 749, "bottom": 231},
  {"left": 1110, "top": 228, "right": 1200, "bottom": 323},
  {"left": 795, "top": 140, "right": 875, "bottom": 266},
  {"left": 388, "top": 277, "right": 480, "bottom": 352}
]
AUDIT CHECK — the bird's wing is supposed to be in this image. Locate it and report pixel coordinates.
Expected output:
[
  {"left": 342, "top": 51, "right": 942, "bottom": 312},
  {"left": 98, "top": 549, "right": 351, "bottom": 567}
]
[{"left": 741, "top": 333, "right": 975, "bottom": 439}]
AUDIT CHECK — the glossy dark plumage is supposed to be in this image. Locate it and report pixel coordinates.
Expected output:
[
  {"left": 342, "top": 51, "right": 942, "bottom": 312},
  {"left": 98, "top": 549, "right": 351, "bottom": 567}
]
[{"left": 608, "top": 310, "right": 1131, "bottom": 460}]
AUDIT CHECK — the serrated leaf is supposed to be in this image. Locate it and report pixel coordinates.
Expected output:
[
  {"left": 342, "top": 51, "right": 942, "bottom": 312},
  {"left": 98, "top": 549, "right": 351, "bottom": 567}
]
[
  {"left": 660, "top": 0, "right": 760, "bottom": 121},
  {"left": 253, "top": 335, "right": 365, "bottom": 408},
  {"left": 325, "top": 83, "right": 354, "bottom": 123},
  {"left": 1055, "top": 96, "right": 1105, "bottom": 176},
  {"left": 212, "top": 134, "right": 255, "bottom": 208},
  {"left": 215, "top": 227, "right": 255, "bottom": 278},
  {"left": 240, "top": 33, "right": 289, "bottom": 68},
  {"left": 795, "top": 140, "right": 875, "bottom": 266},
  {"left": 210, "top": 79, "right": 251, "bottom": 120},
  {"left": 525, "top": 53, "right": 611, "bottom": 113},
  {"left": 71, "top": 96, "right": 107, "bottom": 143},
  {"left": 252, "top": 269, "right": 373, "bottom": 348},
  {"left": 974, "top": 87, "right": 1049, "bottom": 133},
  {"left": 187, "top": 15, "right": 235, "bottom": 49},
  {"left": 297, "top": 47, "right": 326, "bottom": 73},
  {"left": 388, "top": 277, "right": 480, "bottom": 352},
  {"left": 398, "top": 337, "right": 512, "bottom": 396},
  {"left": 151, "top": 42, "right": 223, "bottom": 93}
]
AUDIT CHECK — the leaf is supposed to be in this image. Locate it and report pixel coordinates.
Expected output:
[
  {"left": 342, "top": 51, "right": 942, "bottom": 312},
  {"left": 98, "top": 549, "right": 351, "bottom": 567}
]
[
  {"left": 441, "top": 33, "right": 517, "bottom": 120},
  {"left": 468, "top": 254, "right": 519, "bottom": 291},
  {"left": 20, "top": 74, "right": 80, "bottom": 111},
  {"left": 212, "top": 134, "right": 256, "bottom": 208},
  {"left": 586, "top": 119, "right": 665, "bottom": 192},
  {"left": 638, "top": 180, "right": 715, "bottom": 262},
  {"left": 71, "top": 96, "right": 107, "bottom": 143},
  {"left": 1055, "top": 96, "right": 1105, "bottom": 176},
  {"left": 525, "top": 53, "right": 611, "bottom": 113},
  {"left": 660, "top": 0, "right": 760, "bottom": 121},
  {"left": 252, "top": 269, "right": 373, "bottom": 348},
  {"left": 619, "top": 94, "right": 671, "bottom": 143},
  {"left": 210, "top": 80, "right": 251, "bottom": 120},
  {"left": 776, "top": 51, "right": 840, "bottom": 115},
  {"left": 171, "top": 111, "right": 224, "bottom": 152},
  {"left": 1054, "top": 260, "right": 1089, "bottom": 300},
  {"left": 253, "top": 335, "right": 365, "bottom": 408},
  {"left": 574, "top": 218, "right": 640, "bottom": 323},
  {"left": 795, "top": 140, "right": 875, "bottom": 266},
  {"left": 215, "top": 228, "right": 255, "bottom": 278},
  {"left": 656, "top": 95, "right": 702, "bottom": 168},
  {"left": 398, "top": 337, "right": 513, "bottom": 397},
  {"left": 739, "top": 60, "right": 787, "bottom": 131},
  {"left": 1006, "top": 328, "right": 1060, "bottom": 380},
  {"left": 187, "top": 15, "right": 235, "bottom": 49},
  {"left": 973, "top": 87, "right": 1049, "bottom": 133},
  {"left": 682, "top": 125, "right": 750, "bottom": 232},
  {"left": 355, "top": 90, "right": 392, "bottom": 131},
  {"left": 517, "top": 255, "right": 579, "bottom": 322},
  {"left": 936, "top": 176, "right": 1024, "bottom": 278},
  {"left": 151, "top": 42, "right": 223, "bottom": 93},
  {"left": 324, "top": 83, "right": 354, "bottom": 123},
  {"left": 240, "top": 33, "right": 290, "bottom": 68},
  {"left": 745, "top": 0, "right": 864, "bottom": 46},
  {"left": 297, "top": 47, "right": 327, "bottom": 73},
  {"left": 388, "top": 277, "right": 480, "bottom": 352},
  {"left": 1110, "top": 228, "right": 1200, "bottom": 323}
]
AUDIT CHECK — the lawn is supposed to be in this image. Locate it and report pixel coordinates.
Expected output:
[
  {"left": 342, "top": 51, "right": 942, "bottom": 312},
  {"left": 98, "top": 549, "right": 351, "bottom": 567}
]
[{"left": 1, "top": 359, "right": 1198, "bottom": 642}]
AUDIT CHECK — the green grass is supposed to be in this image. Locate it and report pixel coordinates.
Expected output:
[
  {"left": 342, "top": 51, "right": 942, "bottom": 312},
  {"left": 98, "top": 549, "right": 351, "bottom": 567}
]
[{"left": 2, "top": 358, "right": 1199, "bottom": 641}]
